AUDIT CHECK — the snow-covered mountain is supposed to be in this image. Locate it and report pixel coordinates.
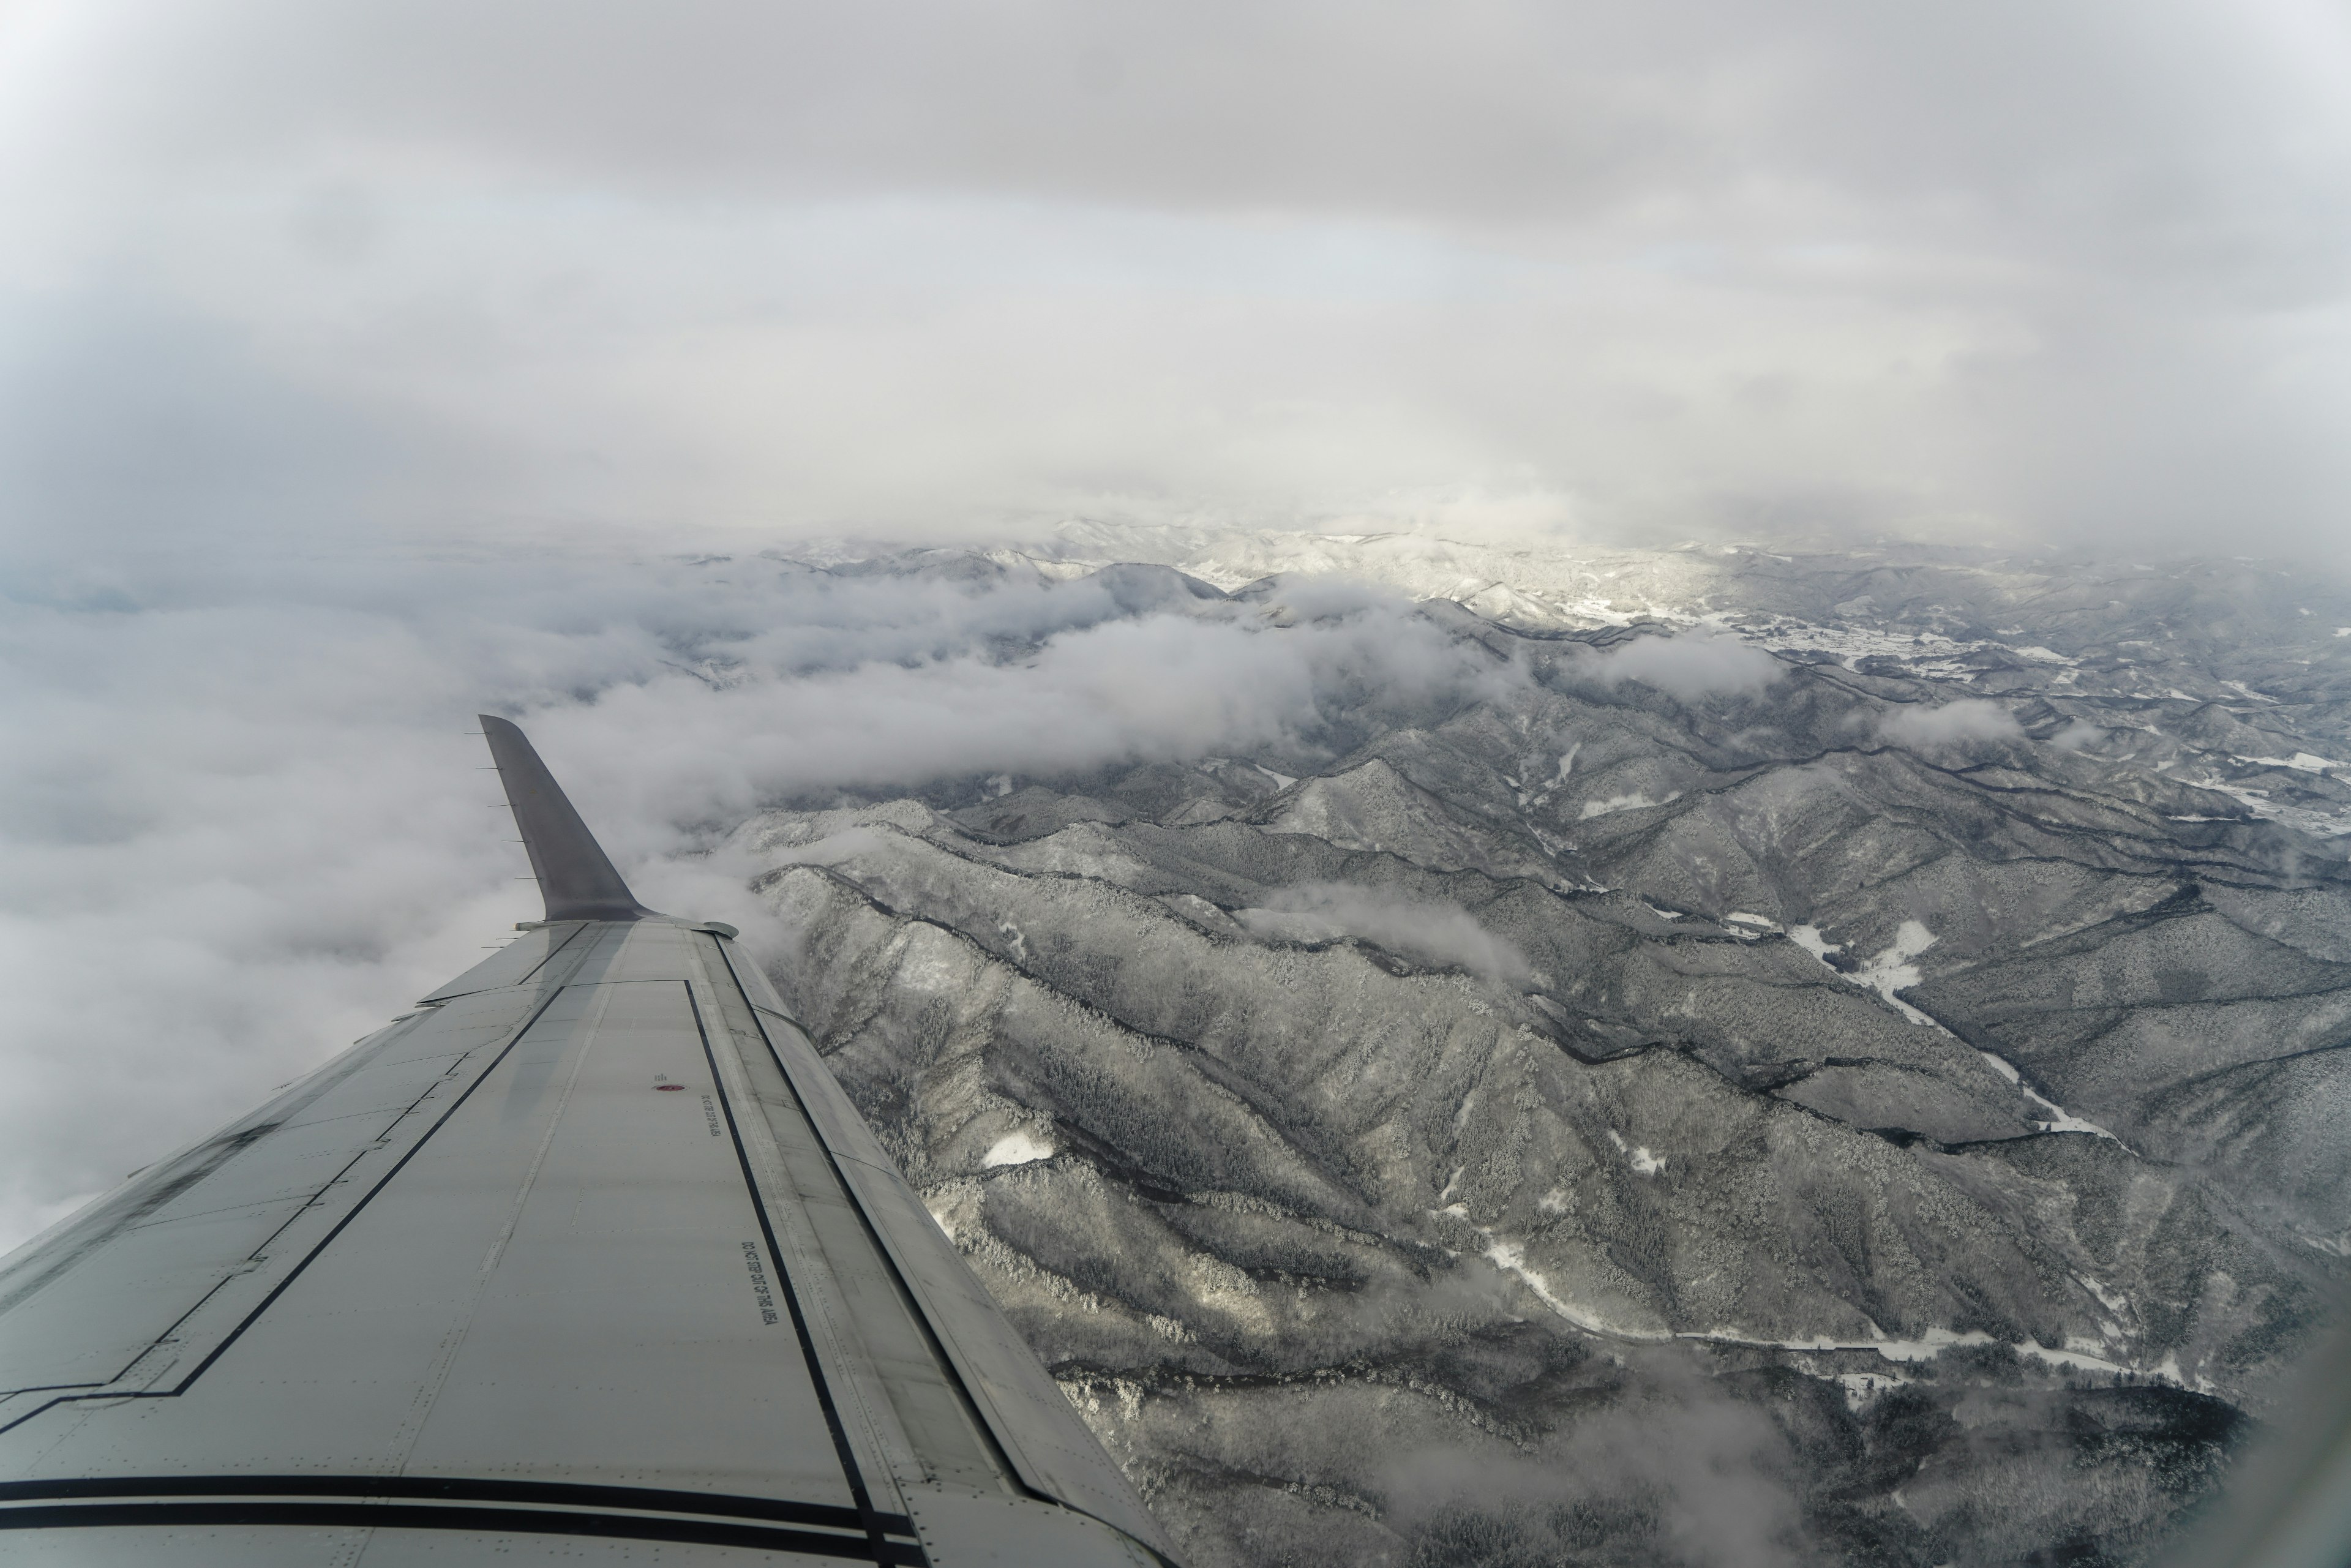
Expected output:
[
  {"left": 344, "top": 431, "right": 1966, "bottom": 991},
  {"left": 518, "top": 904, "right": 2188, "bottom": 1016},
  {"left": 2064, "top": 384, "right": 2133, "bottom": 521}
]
[{"left": 731, "top": 529, "right": 2351, "bottom": 1567}]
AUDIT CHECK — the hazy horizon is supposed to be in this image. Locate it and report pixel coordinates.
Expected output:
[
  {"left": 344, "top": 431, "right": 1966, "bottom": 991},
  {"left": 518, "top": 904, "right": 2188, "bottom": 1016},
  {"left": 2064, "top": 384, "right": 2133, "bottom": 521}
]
[{"left": 3, "top": 0, "right": 2349, "bottom": 564}]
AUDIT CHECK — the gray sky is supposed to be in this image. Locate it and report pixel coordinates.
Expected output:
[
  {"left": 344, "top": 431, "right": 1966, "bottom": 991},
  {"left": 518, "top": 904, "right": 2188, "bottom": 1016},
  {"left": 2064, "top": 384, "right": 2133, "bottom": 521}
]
[
  {"left": 3, "top": 1, "right": 2350, "bottom": 1247},
  {"left": 2, "top": 0, "right": 2347, "bottom": 553}
]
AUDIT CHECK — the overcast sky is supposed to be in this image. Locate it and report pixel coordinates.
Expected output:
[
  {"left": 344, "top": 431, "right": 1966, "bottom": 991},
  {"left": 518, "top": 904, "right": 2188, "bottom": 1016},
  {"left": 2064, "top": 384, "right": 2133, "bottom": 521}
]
[
  {"left": 2, "top": 2, "right": 2350, "bottom": 1247},
  {"left": 2, "top": 0, "right": 2347, "bottom": 555}
]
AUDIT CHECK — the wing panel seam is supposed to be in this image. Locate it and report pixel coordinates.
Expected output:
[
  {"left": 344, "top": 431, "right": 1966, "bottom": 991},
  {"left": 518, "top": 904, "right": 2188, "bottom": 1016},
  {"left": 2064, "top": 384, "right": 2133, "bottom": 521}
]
[
  {"left": 681, "top": 980, "right": 913, "bottom": 1568},
  {"left": 0, "top": 1500, "right": 923, "bottom": 1562},
  {"left": 0, "top": 1474, "right": 912, "bottom": 1535},
  {"left": 0, "top": 977, "right": 580, "bottom": 1437}
]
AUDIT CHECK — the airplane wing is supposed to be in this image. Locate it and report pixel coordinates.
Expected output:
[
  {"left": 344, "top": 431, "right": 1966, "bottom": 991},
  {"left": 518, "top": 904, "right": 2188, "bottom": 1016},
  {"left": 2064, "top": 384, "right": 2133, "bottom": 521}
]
[{"left": 0, "top": 717, "right": 1174, "bottom": 1567}]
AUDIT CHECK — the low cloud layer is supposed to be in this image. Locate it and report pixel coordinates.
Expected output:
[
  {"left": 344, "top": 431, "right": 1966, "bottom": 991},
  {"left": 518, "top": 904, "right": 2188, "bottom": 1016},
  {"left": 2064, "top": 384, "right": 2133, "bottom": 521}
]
[
  {"left": 1597, "top": 632, "right": 1786, "bottom": 702},
  {"left": 0, "top": 547, "right": 1502, "bottom": 1247},
  {"left": 1377, "top": 1349, "right": 1806, "bottom": 1566},
  {"left": 1237, "top": 882, "right": 1532, "bottom": 984},
  {"left": 1878, "top": 699, "right": 2025, "bottom": 749}
]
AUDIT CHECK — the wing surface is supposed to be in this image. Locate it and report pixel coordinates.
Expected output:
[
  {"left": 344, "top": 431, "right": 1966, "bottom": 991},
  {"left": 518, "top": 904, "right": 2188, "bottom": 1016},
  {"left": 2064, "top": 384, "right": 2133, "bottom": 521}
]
[{"left": 0, "top": 723, "right": 1171, "bottom": 1568}]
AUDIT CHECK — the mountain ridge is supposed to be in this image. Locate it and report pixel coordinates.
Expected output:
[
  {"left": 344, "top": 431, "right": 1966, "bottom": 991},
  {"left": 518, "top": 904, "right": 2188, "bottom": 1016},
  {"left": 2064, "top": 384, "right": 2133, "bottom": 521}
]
[{"left": 729, "top": 533, "right": 2347, "bottom": 1566}]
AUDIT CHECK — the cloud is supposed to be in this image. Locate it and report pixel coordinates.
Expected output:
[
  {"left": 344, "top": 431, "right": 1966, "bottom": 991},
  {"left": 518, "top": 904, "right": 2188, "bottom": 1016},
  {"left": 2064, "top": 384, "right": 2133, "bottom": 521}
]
[
  {"left": 1877, "top": 699, "right": 2025, "bottom": 749},
  {"left": 0, "top": 546, "right": 1506, "bottom": 1247},
  {"left": 1597, "top": 632, "right": 1785, "bottom": 702},
  {"left": 1236, "top": 882, "right": 1532, "bottom": 984},
  {"left": 2049, "top": 719, "right": 2104, "bottom": 751},
  {"left": 1376, "top": 1349, "right": 1807, "bottom": 1567},
  {"left": 2, "top": 1, "right": 2347, "bottom": 553}
]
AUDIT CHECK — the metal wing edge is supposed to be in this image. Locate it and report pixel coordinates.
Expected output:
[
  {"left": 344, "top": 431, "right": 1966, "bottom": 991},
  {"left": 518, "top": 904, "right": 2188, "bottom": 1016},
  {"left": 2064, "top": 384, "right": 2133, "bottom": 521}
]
[{"left": 705, "top": 937, "right": 1177, "bottom": 1562}]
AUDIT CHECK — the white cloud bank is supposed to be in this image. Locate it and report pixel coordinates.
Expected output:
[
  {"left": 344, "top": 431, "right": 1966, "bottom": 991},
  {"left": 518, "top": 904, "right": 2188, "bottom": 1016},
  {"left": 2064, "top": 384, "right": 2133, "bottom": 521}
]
[
  {"left": 1597, "top": 632, "right": 1785, "bottom": 702},
  {"left": 0, "top": 546, "right": 1507, "bottom": 1248},
  {"left": 1877, "top": 699, "right": 2024, "bottom": 749},
  {"left": 1237, "top": 882, "right": 1532, "bottom": 984}
]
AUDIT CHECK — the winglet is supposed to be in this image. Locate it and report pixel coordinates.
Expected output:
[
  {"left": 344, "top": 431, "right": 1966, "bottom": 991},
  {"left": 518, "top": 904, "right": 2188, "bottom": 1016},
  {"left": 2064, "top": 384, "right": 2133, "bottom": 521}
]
[{"left": 478, "top": 715, "right": 658, "bottom": 922}]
